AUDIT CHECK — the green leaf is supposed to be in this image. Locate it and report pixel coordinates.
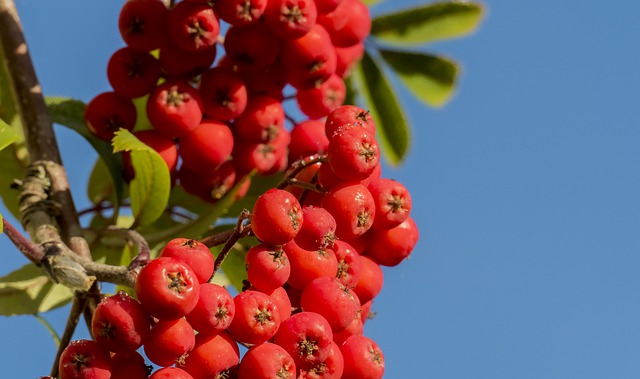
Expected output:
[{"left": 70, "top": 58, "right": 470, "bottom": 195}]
[
  {"left": 0, "top": 263, "right": 74, "bottom": 316},
  {"left": 0, "top": 46, "right": 21, "bottom": 132},
  {"left": 354, "top": 52, "right": 410, "bottom": 165},
  {"left": 87, "top": 157, "right": 117, "bottom": 205},
  {"left": 371, "top": 1, "right": 484, "bottom": 45},
  {"left": 45, "top": 97, "right": 124, "bottom": 212},
  {"left": 0, "top": 145, "right": 27, "bottom": 219},
  {"left": 379, "top": 49, "right": 458, "bottom": 107},
  {"left": 0, "top": 118, "right": 19, "bottom": 152},
  {"left": 112, "top": 129, "right": 171, "bottom": 227}
]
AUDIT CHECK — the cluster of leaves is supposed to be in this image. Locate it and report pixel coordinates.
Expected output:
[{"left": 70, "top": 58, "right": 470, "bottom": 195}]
[{"left": 0, "top": 1, "right": 483, "bottom": 324}]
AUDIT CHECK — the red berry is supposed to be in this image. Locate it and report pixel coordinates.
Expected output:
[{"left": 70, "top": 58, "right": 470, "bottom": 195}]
[
  {"left": 147, "top": 81, "right": 203, "bottom": 138},
  {"left": 325, "top": 105, "right": 375, "bottom": 139},
  {"left": 298, "top": 341, "right": 344, "bottom": 379},
  {"left": 300, "top": 276, "right": 359, "bottom": 332},
  {"left": 149, "top": 367, "right": 194, "bottom": 379},
  {"left": 168, "top": 1, "right": 219, "bottom": 52},
  {"left": 227, "top": 290, "right": 281, "bottom": 345},
  {"left": 224, "top": 23, "right": 281, "bottom": 71},
  {"left": 297, "top": 74, "right": 346, "bottom": 119},
  {"left": 135, "top": 257, "right": 200, "bottom": 320},
  {"left": 333, "top": 240, "right": 362, "bottom": 287},
  {"left": 283, "top": 240, "right": 338, "bottom": 290},
  {"left": 239, "top": 63, "right": 287, "bottom": 99},
  {"left": 179, "top": 160, "right": 236, "bottom": 202},
  {"left": 322, "top": 182, "right": 376, "bottom": 239},
  {"left": 251, "top": 188, "right": 303, "bottom": 245},
  {"left": 335, "top": 42, "right": 364, "bottom": 77},
  {"left": 332, "top": 316, "right": 363, "bottom": 346},
  {"left": 123, "top": 130, "right": 178, "bottom": 181},
  {"left": 294, "top": 206, "right": 337, "bottom": 251},
  {"left": 186, "top": 283, "right": 235, "bottom": 334},
  {"left": 288, "top": 120, "right": 329, "bottom": 162},
  {"left": 315, "top": 0, "right": 343, "bottom": 14},
  {"left": 119, "top": 0, "right": 168, "bottom": 52},
  {"left": 365, "top": 216, "right": 419, "bottom": 266},
  {"left": 273, "top": 312, "right": 334, "bottom": 370},
  {"left": 352, "top": 256, "right": 383, "bottom": 304},
  {"left": 340, "top": 335, "right": 384, "bottom": 379},
  {"left": 182, "top": 332, "right": 240, "bottom": 379},
  {"left": 368, "top": 178, "right": 412, "bottom": 230},
  {"left": 263, "top": 286, "right": 293, "bottom": 321},
  {"left": 110, "top": 351, "right": 149, "bottom": 379},
  {"left": 85, "top": 92, "right": 136, "bottom": 141},
  {"left": 319, "top": 0, "right": 371, "bottom": 47},
  {"left": 58, "top": 340, "right": 112, "bottom": 379},
  {"left": 238, "top": 343, "right": 296, "bottom": 379},
  {"left": 245, "top": 244, "right": 291, "bottom": 292},
  {"left": 216, "top": 0, "right": 268, "bottom": 26},
  {"left": 234, "top": 95, "right": 285, "bottom": 144},
  {"left": 179, "top": 120, "right": 234, "bottom": 174},
  {"left": 91, "top": 291, "right": 151, "bottom": 353},
  {"left": 144, "top": 318, "right": 195, "bottom": 367},
  {"left": 199, "top": 67, "right": 248, "bottom": 121},
  {"left": 281, "top": 24, "right": 337, "bottom": 89},
  {"left": 327, "top": 127, "right": 379, "bottom": 181},
  {"left": 160, "top": 238, "right": 214, "bottom": 283},
  {"left": 107, "top": 47, "right": 161, "bottom": 98},
  {"left": 159, "top": 38, "right": 216, "bottom": 79},
  {"left": 264, "top": 0, "right": 318, "bottom": 39}
]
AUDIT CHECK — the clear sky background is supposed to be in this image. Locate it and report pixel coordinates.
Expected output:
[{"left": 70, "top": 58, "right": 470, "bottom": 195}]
[{"left": 2, "top": 0, "right": 640, "bottom": 378}]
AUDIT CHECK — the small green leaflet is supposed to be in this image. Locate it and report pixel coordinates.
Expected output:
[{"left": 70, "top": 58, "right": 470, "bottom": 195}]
[
  {"left": 0, "top": 118, "right": 19, "bottom": 152},
  {"left": 380, "top": 49, "right": 459, "bottom": 108},
  {"left": 371, "top": 1, "right": 484, "bottom": 45},
  {"left": 112, "top": 129, "right": 171, "bottom": 228},
  {"left": 355, "top": 52, "right": 410, "bottom": 165}
]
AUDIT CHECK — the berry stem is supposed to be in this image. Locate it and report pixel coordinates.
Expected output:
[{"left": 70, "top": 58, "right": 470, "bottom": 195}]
[
  {"left": 2, "top": 217, "right": 45, "bottom": 263},
  {"left": 277, "top": 154, "right": 328, "bottom": 189},
  {"left": 211, "top": 209, "right": 252, "bottom": 278},
  {"left": 49, "top": 294, "right": 88, "bottom": 378}
]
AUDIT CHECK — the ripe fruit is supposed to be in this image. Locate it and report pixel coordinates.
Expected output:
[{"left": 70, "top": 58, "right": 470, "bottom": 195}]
[
  {"left": 322, "top": 182, "right": 376, "bottom": 239},
  {"left": 327, "top": 127, "right": 380, "bottom": 181},
  {"left": 245, "top": 244, "right": 291, "bottom": 292},
  {"left": 340, "top": 335, "right": 385, "bottom": 379},
  {"left": 365, "top": 216, "right": 419, "bottom": 266},
  {"left": 199, "top": 67, "right": 248, "bottom": 121},
  {"left": 159, "top": 238, "right": 214, "bottom": 283},
  {"left": 58, "top": 340, "right": 112, "bottom": 379},
  {"left": 149, "top": 367, "right": 194, "bottom": 379},
  {"left": 110, "top": 351, "right": 149, "bottom": 379},
  {"left": 143, "top": 318, "right": 195, "bottom": 367},
  {"left": 118, "top": 0, "right": 168, "bottom": 52},
  {"left": 84, "top": 92, "right": 136, "bottom": 141},
  {"left": 216, "top": 0, "right": 268, "bottom": 26},
  {"left": 273, "top": 312, "right": 334, "bottom": 370},
  {"left": 325, "top": 105, "right": 376, "bottom": 139},
  {"left": 251, "top": 188, "right": 303, "bottom": 245},
  {"left": 91, "top": 291, "right": 150, "bottom": 353},
  {"left": 178, "top": 120, "right": 234, "bottom": 174},
  {"left": 368, "top": 178, "right": 412, "bottom": 230},
  {"left": 107, "top": 47, "right": 161, "bottom": 99},
  {"left": 168, "top": 1, "right": 219, "bottom": 52},
  {"left": 227, "top": 290, "right": 281, "bottom": 345},
  {"left": 123, "top": 130, "right": 178, "bottom": 181},
  {"left": 294, "top": 206, "right": 337, "bottom": 251},
  {"left": 238, "top": 343, "right": 296, "bottom": 379},
  {"left": 147, "top": 81, "right": 203, "bottom": 138},
  {"left": 182, "top": 332, "right": 240, "bottom": 379},
  {"left": 301, "top": 276, "right": 360, "bottom": 332},
  {"left": 264, "top": 0, "right": 318, "bottom": 39},
  {"left": 284, "top": 240, "right": 338, "bottom": 290}
]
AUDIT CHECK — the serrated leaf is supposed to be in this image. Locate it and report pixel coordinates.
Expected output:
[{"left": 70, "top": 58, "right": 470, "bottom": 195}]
[
  {"left": 0, "top": 263, "right": 74, "bottom": 316},
  {"left": 112, "top": 129, "right": 171, "bottom": 227},
  {"left": 45, "top": 97, "right": 124, "bottom": 213},
  {"left": 0, "top": 118, "right": 19, "bottom": 151},
  {"left": 371, "top": 1, "right": 484, "bottom": 45},
  {"left": 380, "top": 49, "right": 458, "bottom": 107},
  {"left": 354, "top": 52, "right": 410, "bottom": 165}
]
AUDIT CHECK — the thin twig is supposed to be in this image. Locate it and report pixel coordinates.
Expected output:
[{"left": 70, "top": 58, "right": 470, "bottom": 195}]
[
  {"left": 284, "top": 113, "right": 300, "bottom": 126},
  {"left": 50, "top": 295, "right": 87, "bottom": 378},
  {"left": 211, "top": 210, "right": 251, "bottom": 277},
  {"left": 277, "top": 154, "right": 327, "bottom": 190},
  {"left": 2, "top": 217, "right": 44, "bottom": 263}
]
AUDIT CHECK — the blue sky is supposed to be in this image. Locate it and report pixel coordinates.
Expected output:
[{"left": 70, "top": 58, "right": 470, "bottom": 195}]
[{"left": 2, "top": 0, "right": 640, "bottom": 378}]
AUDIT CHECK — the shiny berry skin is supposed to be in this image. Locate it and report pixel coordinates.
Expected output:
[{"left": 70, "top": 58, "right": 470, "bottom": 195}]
[
  {"left": 199, "top": 67, "right": 248, "bottom": 121},
  {"left": 325, "top": 105, "right": 375, "bottom": 139},
  {"left": 182, "top": 332, "right": 240, "bottom": 379},
  {"left": 273, "top": 312, "right": 334, "bottom": 370},
  {"left": 238, "top": 343, "right": 296, "bottom": 379},
  {"left": 58, "top": 340, "right": 112, "bottom": 379},
  {"left": 224, "top": 23, "right": 281, "bottom": 71},
  {"left": 149, "top": 367, "right": 194, "bottom": 379},
  {"left": 107, "top": 47, "right": 161, "bottom": 99},
  {"left": 147, "top": 81, "right": 203, "bottom": 138},
  {"left": 135, "top": 257, "right": 200, "bottom": 320},
  {"left": 84, "top": 92, "right": 136, "bottom": 141},
  {"left": 327, "top": 127, "right": 380, "bottom": 181},
  {"left": 186, "top": 283, "right": 235, "bottom": 334},
  {"left": 340, "top": 335, "right": 384, "bottom": 379},
  {"left": 159, "top": 38, "right": 216, "bottom": 79},
  {"left": 335, "top": 42, "right": 364, "bottom": 77},
  {"left": 227, "top": 290, "right": 281, "bottom": 345},
  {"left": 144, "top": 318, "right": 195, "bottom": 367},
  {"left": 319, "top": 0, "right": 371, "bottom": 47},
  {"left": 298, "top": 341, "right": 344, "bottom": 379},
  {"left": 119, "top": 0, "right": 168, "bottom": 52},
  {"left": 281, "top": 24, "right": 337, "bottom": 89},
  {"left": 332, "top": 315, "right": 363, "bottom": 346},
  {"left": 368, "top": 178, "right": 412, "bottom": 230},
  {"left": 365, "top": 216, "right": 419, "bottom": 266},
  {"left": 168, "top": 1, "right": 219, "bottom": 52},
  {"left": 297, "top": 74, "right": 346, "bottom": 119},
  {"left": 159, "top": 238, "right": 214, "bottom": 283},
  {"left": 283, "top": 240, "right": 338, "bottom": 290},
  {"left": 179, "top": 120, "right": 234, "bottom": 174},
  {"left": 322, "top": 182, "right": 376, "bottom": 239},
  {"left": 217, "top": 0, "right": 268, "bottom": 26},
  {"left": 110, "top": 351, "right": 149, "bottom": 379},
  {"left": 352, "top": 256, "right": 383, "bottom": 304},
  {"left": 333, "top": 240, "right": 362, "bottom": 287},
  {"left": 300, "top": 276, "right": 359, "bottom": 332},
  {"left": 262, "top": 286, "right": 292, "bottom": 321},
  {"left": 251, "top": 188, "right": 303, "bottom": 245},
  {"left": 245, "top": 244, "right": 291, "bottom": 292},
  {"left": 91, "top": 291, "right": 151, "bottom": 353},
  {"left": 294, "top": 206, "right": 337, "bottom": 251},
  {"left": 288, "top": 120, "right": 329, "bottom": 162},
  {"left": 264, "top": 0, "right": 318, "bottom": 39},
  {"left": 234, "top": 95, "right": 285, "bottom": 144}
]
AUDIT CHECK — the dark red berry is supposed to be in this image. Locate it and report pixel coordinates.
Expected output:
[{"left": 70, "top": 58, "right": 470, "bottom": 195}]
[
  {"left": 168, "top": 1, "right": 219, "bottom": 52},
  {"left": 199, "top": 67, "right": 248, "bottom": 121},
  {"left": 119, "top": 0, "right": 168, "bottom": 52},
  {"left": 107, "top": 47, "right": 161, "bottom": 98},
  {"left": 85, "top": 92, "right": 136, "bottom": 141},
  {"left": 264, "top": 0, "right": 318, "bottom": 39},
  {"left": 179, "top": 120, "right": 234, "bottom": 174},
  {"left": 160, "top": 238, "right": 214, "bottom": 283},
  {"left": 91, "top": 291, "right": 151, "bottom": 353},
  {"left": 251, "top": 188, "right": 303, "bottom": 246},
  {"left": 147, "top": 81, "right": 203, "bottom": 138},
  {"left": 149, "top": 367, "right": 194, "bottom": 379},
  {"left": 365, "top": 216, "right": 419, "bottom": 266},
  {"left": 217, "top": 0, "right": 268, "bottom": 26},
  {"left": 58, "top": 340, "right": 112, "bottom": 379},
  {"left": 273, "top": 312, "right": 334, "bottom": 370},
  {"left": 183, "top": 332, "right": 240, "bottom": 379}
]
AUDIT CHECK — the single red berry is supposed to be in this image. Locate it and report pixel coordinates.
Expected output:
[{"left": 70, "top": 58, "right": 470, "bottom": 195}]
[
  {"left": 294, "top": 206, "right": 337, "bottom": 251},
  {"left": 199, "top": 67, "right": 248, "bottom": 121},
  {"left": 239, "top": 63, "right": 287, "bottom": 99},
  {"left": 335, "top": 42, "right": 364, "bottom": 77},
  {"left": 264, "top": 0, "right": 318, "bottom": 39},
  {"left": 160, "top": 238, "right": 214, "bottom": 283},
  {"left": 224, "top": 23, "right": 281, "bottom": 71},
  {"left": 283, "top": 240, "right": 338, "bottom": 290},
  {"left": 216, "top": 0, "right": 268, "bottom": 26},
  {"left": 58, "top": 340, "right": 112, "bottom": 379},
  {"left": 327, "top": 127, "right": 380, "bottom": 181},
  {"left": 318, "top": 0, "right": 371, "bottom": 47},
  {"left": 182, "top": 332, "right": 240, "bottom": 379},
  {"left": 288, "top": 120, "right": 329, "bottom": 162},
  {"left": 110, "top": 351, "right": 150, "bottom": 379},
  {"left": 144, "top": 318, "right": 195, "bottom": 367},
  {"left": 179, "top": 119, "right": 234, "bottom": 173},
  {"left": 333, "top": 316, "right": 363, "bottom": 346},
  {"left": 261, "top": 286, "right": 293, "bottom": 321},
  {"left": 251, "top": 188, "right": 303, "bottom": 245},
  {"left": 227, "top": 290, "right": 281, "bottom": 345},
  {"left": 135, "top": 257, "right": 200, "bottom": 320},
  {"left": 298, "top": 341, "right": 344, "bottom": 379},
  {"left": 340, "top": 335, "right": 384, "bottom": 379},
  {"left": 186, "top": 283, "right": 236, "bottom": 334},
  {"left": 297, "top": 74, "right": 346, "bottom": 119},
  {"left": 159, "top": 38, "right": 216, "bottom": 79},
  {"left": 342, "top": 231, "right": 371, "bottom": 254},
  {"left": 168, "top": 1, "right": 219, "bottom": 52},
  {"left": 85, "top": 92, "right": 136, "bottom": 141},
  {"left": 360, "top": 300, "right": 373, "bottom": 324},
  {"left": 238, "top": 342, "right": 296, "bottom": 379},
  {"left": 368, "top": 178, "right": 412, "bottom": 230},
  {"left": 233, "top": 142, "right": 280, "bottom": 176},
  {"left": 107, "top": 47, "right": 161, "bottom": 98},
  {"left": 179, "top": 160, "right": 236, "bottom": 202},
  {"left": 333, "top": 240, "right": 362, "bottom": 287},
  {"left": 119, "top": 0, "right": 168, "bottom": 52},
  {"left": 300, "top": 276, "right": 359, "bottom": 332},
  {"left": 234, "top": 95, "right": 285, "bottom": 144},
  {"left": 325, "top": 105, "right": 375, "bottom": 139},
  {"left": 281, "top": 24, "right": 337, "bottom": 89},
  {"left": 91, "top": 291, "right": 151, "bottom": 353},
  {"left": 352, "top": 256, "right": 383, "bottom": 304},
  {"left": 149, "top": 367, "right": 194, "bottom": 379},
  {"left": 123, "top": 130, "right": 178, "bottom": 181},
  {"left": 322, "top": 182, "right": 376, "bottom": 239},
  {"left": 365, "top": 216, "right": 419, "bottom": 266},
  {"left": 245, "top": 244, "right": 291, "bottom": 292},
  {"left": 147, "top": 81, "right": 203, "bottom": 138},
  {"left": 273, "top": 312, "right": 334, "bottom": 370}
]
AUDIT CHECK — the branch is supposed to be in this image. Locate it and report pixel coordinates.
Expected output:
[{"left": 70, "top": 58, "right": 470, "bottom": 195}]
[
  {"left": 212, "top": 210, "right": 251, "bottom": 277},
  {"left": 50, "top": 294, "right": 87, "bottom": 378},
  {"left": 2, "top": 217, "right": 44, "bottom": 263},
  {"left": 277, "top": 154, "right": 327, "bottom": 190}
]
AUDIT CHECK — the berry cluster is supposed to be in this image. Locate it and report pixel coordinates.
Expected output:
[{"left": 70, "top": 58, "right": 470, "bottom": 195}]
[{"left": 84, "top": 0, "right": 371, "bottom": 202}]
